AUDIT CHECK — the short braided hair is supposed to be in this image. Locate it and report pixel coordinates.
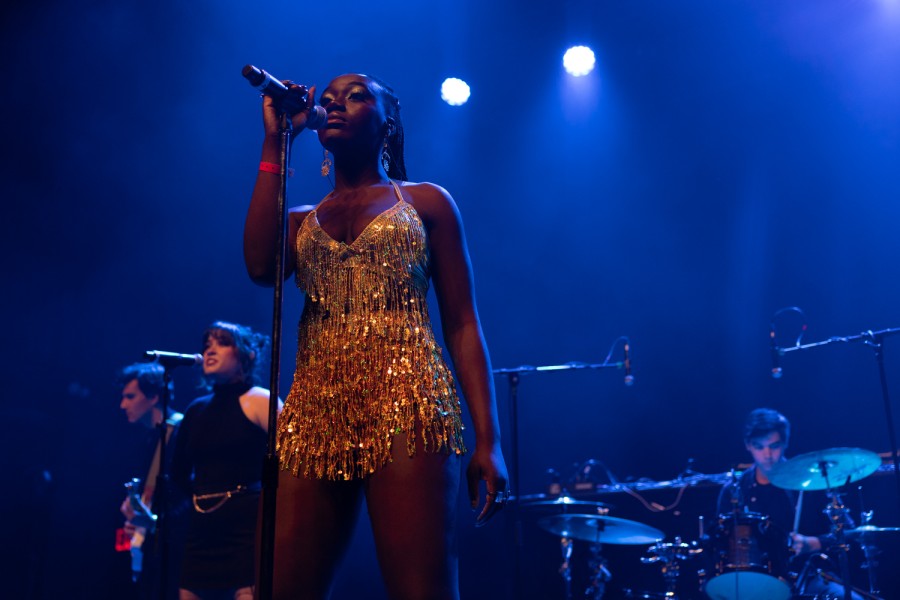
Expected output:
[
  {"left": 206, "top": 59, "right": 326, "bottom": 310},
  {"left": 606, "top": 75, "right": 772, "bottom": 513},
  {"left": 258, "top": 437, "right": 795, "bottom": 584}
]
[{"left": 366, "top": 75, "right": 407, "bottom": 181}]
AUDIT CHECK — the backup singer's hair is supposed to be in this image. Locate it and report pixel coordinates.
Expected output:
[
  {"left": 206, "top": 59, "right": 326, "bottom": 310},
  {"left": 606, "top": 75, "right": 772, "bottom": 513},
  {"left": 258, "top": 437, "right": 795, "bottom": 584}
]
[
  {"left": 743, "top": 408, "right": 791, "bottom": 446},
  {"left": 201, "top": 321, "right": 270, "bottom": 386}
]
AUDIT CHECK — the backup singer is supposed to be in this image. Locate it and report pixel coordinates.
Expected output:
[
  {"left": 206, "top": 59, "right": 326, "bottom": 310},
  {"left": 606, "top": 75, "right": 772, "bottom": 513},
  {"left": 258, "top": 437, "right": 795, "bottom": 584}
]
[
  {"left": 244, "top": 73, "right": 509, "bottom": 599},
  {"left": 170, "top": 321, "right": 279, "bottom": 600}
]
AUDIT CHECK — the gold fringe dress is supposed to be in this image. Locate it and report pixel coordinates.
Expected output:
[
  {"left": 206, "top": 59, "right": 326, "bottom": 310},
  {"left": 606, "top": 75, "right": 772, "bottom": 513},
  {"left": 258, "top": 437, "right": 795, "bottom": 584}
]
[{"left": 277, "top": 181, "right": 466, "bottom": 480}]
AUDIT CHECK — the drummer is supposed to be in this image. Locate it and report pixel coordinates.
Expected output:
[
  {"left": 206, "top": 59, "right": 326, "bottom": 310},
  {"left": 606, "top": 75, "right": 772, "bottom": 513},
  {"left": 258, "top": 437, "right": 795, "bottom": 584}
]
[
  {"left": 717, "top": 408, "right": 861, "bottom": 599},
  {"left": 716, "top": 408, "right": 823, "bottom": 554}
]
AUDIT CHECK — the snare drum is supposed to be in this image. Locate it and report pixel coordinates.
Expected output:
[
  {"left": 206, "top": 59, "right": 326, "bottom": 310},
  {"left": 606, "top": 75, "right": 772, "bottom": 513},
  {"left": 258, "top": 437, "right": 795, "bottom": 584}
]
[{"left": 703, "top": 512, "right": 791, "bottom": 600}]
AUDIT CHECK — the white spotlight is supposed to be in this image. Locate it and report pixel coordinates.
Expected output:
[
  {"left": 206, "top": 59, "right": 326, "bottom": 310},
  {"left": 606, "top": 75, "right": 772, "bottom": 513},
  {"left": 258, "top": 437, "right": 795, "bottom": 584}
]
[
  {"left": 441, "top": 77, "right": 471, "bottom": 106},
  {"left": 563, "top": 46, "right": 596, "bottom": 77}
]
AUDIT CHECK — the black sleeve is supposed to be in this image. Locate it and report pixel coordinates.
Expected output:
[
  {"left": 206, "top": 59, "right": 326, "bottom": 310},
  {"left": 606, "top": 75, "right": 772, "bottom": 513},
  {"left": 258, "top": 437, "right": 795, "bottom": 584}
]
[{"left": 717, "top": 482, "right": 739, "bottom": 516}]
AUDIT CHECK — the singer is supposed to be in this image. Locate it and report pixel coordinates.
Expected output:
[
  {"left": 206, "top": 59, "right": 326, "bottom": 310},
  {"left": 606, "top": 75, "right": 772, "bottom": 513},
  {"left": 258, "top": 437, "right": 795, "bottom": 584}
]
[
  {"left": 169, "top": 321, "right": 280, "bottom": 600},
  {"left": 244, "top": 73, "right": 508, "bottom": 599}
]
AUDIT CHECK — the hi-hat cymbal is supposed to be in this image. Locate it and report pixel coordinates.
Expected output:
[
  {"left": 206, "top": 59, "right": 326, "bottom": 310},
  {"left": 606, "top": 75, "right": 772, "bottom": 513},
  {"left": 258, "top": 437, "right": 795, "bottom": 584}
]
[
  {"left": 537, "top": 514, "right": 664, "bottom": 545},
  {"left": 845, "top": 525, "right": 900, "bottom": 538},
  {"left": 767, "top": 447, "right": 880, "bottom": 491},
  {"left": 521, "top": 495, "right": 609, "bottom": 509}
]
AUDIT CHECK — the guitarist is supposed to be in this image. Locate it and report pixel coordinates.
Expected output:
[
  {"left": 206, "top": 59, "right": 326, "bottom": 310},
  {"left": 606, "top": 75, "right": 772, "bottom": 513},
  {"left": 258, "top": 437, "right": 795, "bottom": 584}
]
[{"left": 119, "top": 362, "right": 188, "bottom": 600}]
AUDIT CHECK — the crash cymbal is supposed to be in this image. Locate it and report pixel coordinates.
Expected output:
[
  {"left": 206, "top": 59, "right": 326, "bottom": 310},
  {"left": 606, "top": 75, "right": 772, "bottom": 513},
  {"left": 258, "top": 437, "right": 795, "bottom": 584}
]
[
  {"left": 537, "top": 514, "right": 664, "bottom": 545},
  {"left": 767, "top": 447, "right": 880, "bottom": 491},
  {"left": 845, "top": 525, "right": 900, "bottom": 538},
  {"left": 521, "top": 495, "right": 609, "bottom": 509}
]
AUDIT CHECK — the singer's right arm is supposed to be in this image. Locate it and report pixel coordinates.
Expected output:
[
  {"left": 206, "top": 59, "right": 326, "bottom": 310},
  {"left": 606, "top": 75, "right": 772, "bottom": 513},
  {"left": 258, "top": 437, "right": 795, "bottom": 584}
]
[{"left": 243, "top": 91, "right": 315, "bottom": 285}]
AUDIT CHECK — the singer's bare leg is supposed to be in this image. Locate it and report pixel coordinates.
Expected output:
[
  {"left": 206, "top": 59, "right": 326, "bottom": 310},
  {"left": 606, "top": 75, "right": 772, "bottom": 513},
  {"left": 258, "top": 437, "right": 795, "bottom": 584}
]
[
  {"left": 365, "top": 431, "right": 461, "bottom": 600},
  {"left": 271, "top": 471, "right": 364, "bottom": 600}
]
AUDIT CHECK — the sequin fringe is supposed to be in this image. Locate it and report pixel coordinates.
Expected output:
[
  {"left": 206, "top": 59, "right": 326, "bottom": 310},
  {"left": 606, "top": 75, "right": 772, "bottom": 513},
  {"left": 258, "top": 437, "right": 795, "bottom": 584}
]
[{"left": 277, "top": 197, "right": 466, "bottom": 480}]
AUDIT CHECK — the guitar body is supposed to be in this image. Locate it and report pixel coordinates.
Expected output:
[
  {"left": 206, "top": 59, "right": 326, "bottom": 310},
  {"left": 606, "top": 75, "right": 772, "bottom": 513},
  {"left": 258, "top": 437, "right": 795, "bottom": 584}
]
[{"left": 123, "top": 478, "right": 157, "bottom": 582}]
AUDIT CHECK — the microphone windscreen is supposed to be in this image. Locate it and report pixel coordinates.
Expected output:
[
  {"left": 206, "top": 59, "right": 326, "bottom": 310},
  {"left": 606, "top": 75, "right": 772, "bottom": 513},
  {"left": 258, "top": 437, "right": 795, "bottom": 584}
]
[{"left": 307, "top": 105, "right": 327, "bottom": 130}]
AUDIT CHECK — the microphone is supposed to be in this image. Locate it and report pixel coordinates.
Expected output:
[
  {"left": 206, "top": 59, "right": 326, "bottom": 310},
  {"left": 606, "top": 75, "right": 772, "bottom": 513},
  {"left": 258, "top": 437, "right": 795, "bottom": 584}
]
[
  {"left": 623, "top": 340, "right": 634, "bottom": 386},
  {"left": 770, "top": 326, "right": 783, "bottom": 379},
  {"left": 242, "top": 64, "right": 327, "bottom": 129},
  {"left": 143, "top": 350, "right": 203, "bottom": 368}
]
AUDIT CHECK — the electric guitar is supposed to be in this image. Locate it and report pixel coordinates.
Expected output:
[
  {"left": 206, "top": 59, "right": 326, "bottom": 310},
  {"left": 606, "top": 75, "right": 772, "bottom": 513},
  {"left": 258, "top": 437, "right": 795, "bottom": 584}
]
[{"left": 123, "top": 478, "right": 158, "bottom": 582}]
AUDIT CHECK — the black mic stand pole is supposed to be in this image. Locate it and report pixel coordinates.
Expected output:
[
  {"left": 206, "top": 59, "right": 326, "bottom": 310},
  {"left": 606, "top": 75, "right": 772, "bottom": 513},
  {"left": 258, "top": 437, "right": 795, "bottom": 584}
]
[
  {"left": 256, "top": 111, "right": 292, "bottom": 600},
  {"left": 776, "top": 325, "right": 900, "bottom": 517},
  {"left": 868, "top": 330, "right": 900, "bottom": 515},
  {"left": 156, "top": 366, "right": 174, "bottom": 600},
  {"left": 492, "top": 355, "right": 630, "bottom": 600}
]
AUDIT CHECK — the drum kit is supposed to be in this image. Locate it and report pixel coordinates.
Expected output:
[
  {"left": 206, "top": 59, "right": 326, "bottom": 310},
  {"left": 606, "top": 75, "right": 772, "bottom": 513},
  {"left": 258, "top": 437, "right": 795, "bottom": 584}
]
[{"left": 523, "top": 447, "right": 894, "bottom": 600}]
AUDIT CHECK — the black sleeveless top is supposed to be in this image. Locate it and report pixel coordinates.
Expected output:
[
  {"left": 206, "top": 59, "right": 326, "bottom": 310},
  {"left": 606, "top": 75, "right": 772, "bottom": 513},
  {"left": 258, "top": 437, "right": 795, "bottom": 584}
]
[{"left": 171, "top": 381, "right": 267, "bottom": 495}]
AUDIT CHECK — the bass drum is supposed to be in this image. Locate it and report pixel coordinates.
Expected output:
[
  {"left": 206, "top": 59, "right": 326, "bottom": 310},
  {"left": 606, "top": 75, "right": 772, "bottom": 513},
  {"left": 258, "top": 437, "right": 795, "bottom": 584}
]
[{"left": 703, "top": 512, "right": 791, "bottom": 600}]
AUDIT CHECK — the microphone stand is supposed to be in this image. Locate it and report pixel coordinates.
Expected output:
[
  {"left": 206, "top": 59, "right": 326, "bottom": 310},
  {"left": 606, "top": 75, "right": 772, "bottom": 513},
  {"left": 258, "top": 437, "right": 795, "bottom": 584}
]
[
  {"left": 156, "top": 366, "right": 174, "bottom": 600},
  {"left": 256, "top": 112, "right": 292, "bottom": 600},
  {"left": 492, "top": 350, "right": 631, "bottom": 600},
  {"left": 774, "top": 325, "right": 900, "bottom": 516}
]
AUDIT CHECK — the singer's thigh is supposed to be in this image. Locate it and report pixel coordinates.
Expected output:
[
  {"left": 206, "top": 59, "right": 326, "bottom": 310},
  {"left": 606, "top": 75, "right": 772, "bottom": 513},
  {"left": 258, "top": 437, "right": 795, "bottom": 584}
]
[
  {"left": 271, "top": 469, "right": 363, "bottom": 600},
  {"left": 365, "top": 432, "right": 461, "bottom": 600}
]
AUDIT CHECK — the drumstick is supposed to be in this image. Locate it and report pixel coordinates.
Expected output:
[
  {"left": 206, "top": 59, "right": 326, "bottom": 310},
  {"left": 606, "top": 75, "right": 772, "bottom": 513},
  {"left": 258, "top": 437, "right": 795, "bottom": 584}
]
[{"left": 793, "top": 490, "right": 804, "bottom": 533}]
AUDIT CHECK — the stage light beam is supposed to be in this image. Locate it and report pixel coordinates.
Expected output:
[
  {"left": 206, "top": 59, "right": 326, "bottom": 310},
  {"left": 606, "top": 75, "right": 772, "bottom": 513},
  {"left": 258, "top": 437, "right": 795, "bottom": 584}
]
[
  {"left": 563, "top": 46, "right": 596, "bottom": 77},
  {"left": 441, "top": 77, "right": 471, "bottom": 106}
]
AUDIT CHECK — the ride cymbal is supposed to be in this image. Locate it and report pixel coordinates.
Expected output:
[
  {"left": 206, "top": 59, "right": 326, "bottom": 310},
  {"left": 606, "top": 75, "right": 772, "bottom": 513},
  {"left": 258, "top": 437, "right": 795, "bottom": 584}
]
[
  {"left": 521, "top": 495, "right": 609, "bottom": 509},
  {"left": 767, "top": 447, "right": 880, "bottom": 491},
  {"left": 537, "top": 514, "right": 664, "bottom": 545}
]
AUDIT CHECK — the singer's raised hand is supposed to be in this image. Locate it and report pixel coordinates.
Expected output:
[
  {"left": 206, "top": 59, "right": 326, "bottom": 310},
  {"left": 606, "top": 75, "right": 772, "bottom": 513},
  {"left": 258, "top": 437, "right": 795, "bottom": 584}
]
[
  {"left": 245, "top": 81, "right": 317, "bottom": 285},
  {"left": 261, "top": 83, "right": 318, "bottom": 137}
]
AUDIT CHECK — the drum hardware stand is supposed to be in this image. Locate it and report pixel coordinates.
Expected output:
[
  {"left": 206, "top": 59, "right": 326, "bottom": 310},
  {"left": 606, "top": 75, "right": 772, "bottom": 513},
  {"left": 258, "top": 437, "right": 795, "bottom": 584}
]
[
  {"left": 493, "top": 337, "right": 633, "bottom": 600},
  {"left": 558, "top": 536, "right": 574, "bottom": 600},
  {"left": 585, "top": 542, "right": 611, "bottom": 600},
  {"left": 554, "top": 536, "right": 612, "bottom": 600},
  {"left": 771, "top": 309, "right": 900, "bottom": 515},
  {"left": 640, "top": 538, "right": 701, "bottom": 600},
  {"left": 818, "top": 465, "right": 855, "bottom": 600},
  {"left": 856, "top": 510, "right": 882, "bottom": 597},
  {"left": 814, "top": 570, "right": 884, "bottom": 600},
  {"left": 851, "top": 492, "right": 887, "bottom": 600}
]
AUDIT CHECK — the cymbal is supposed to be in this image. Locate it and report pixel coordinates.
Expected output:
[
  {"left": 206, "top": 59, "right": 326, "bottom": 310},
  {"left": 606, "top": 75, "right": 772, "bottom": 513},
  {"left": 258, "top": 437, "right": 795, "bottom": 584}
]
[
  {"left": 767, "top": 447, "right": 881, "bottom": 491},
  {"left": 537, "top": 514, "right": 664, "bottom": 545},
  {"left": 521, "top": 495, "right": 609, "bottom": 509},
  {"left": 845, "top": 525, "right": 900, "bottom": 538}
]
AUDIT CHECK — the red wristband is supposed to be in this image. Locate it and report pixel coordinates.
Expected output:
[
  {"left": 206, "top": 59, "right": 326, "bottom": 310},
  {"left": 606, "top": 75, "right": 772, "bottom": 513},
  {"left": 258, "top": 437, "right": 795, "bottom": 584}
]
[{"left": 259, "top": 161, "right": 294, "bottom": 177}]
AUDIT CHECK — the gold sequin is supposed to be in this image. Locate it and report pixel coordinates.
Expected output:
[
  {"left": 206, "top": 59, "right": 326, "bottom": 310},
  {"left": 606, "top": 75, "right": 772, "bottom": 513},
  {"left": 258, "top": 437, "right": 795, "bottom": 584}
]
[{"left": 276, "top": 184, "right": 466, "bottom": 480}]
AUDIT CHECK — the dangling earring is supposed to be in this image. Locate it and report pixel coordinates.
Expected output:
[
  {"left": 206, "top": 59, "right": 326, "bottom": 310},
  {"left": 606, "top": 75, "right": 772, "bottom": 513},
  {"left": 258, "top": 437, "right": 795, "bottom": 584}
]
[
  {"left": 321, "top": 148, "right": 332, "bottom": 177},
  {"left": 381, "top": 141, "right": 391, "bottom": 174}
]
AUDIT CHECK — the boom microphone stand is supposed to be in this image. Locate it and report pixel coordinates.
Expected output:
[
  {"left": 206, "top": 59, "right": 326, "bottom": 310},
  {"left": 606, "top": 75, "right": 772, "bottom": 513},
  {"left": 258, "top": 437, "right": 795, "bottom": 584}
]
[
  {"left": 492, "top": 336, "right": 634, "bottom": 600},
  {"left": 156, "top": 367, "right": 174, "bottom": 600},
  {"left": 140, "top": 351, "right": 195, "bottom": 600},
  {"left": 770, "top": 307, "right": 900, "bottom": 516}
]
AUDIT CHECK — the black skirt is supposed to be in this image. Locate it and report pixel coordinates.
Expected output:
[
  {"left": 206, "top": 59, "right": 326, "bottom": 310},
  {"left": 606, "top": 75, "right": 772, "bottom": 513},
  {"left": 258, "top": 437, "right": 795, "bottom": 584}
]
[{"left": 180, "top": 492, "right": 260, "bottom": 590}]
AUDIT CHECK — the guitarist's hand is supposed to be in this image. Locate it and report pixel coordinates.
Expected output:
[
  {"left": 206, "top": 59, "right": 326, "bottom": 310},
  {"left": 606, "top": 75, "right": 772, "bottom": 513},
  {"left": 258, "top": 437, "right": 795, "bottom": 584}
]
[
  {"left": 123, "top": 521, "right": 137, "bottom": 536},
  {"left": 120, "top": 496, "right": 136, "bottom": 521}
]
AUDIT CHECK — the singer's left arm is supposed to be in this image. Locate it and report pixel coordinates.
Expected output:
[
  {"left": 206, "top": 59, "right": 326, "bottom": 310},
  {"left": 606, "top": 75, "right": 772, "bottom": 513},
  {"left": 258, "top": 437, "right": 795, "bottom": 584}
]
[{"left": 413, "top": 183, "right": 508, "bottom": 525}]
